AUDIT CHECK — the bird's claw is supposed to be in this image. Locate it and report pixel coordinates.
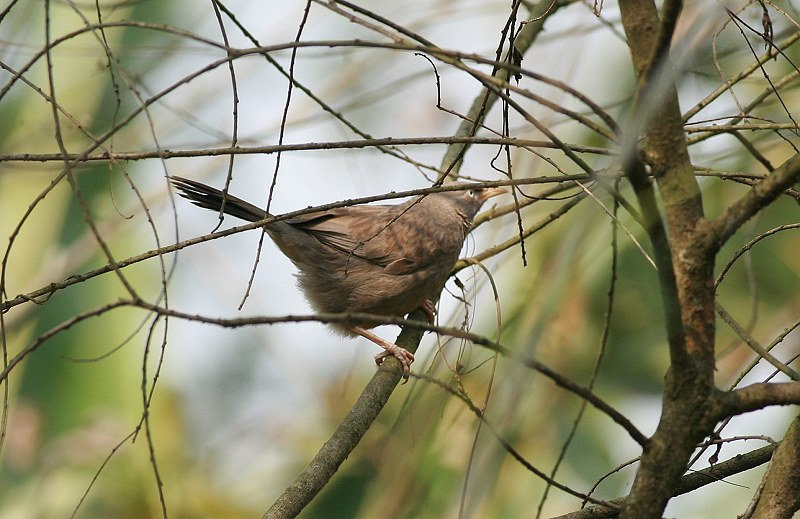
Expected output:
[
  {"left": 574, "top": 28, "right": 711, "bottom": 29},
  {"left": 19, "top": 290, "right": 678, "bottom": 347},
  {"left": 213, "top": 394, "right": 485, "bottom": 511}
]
[{"left": 375, "top": 345, "right": 415, "bottom": 381}]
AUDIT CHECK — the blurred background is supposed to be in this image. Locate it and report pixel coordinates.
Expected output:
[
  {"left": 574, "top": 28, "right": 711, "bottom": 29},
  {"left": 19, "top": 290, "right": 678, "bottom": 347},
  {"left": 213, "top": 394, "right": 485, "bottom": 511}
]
[{"left": 0, "top": 0, "right": 798, "bottom": 517}]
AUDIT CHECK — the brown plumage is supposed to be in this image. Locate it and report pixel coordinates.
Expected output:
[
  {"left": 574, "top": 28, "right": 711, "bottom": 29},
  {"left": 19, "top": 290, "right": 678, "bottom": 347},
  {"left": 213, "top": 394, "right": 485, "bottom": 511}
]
[{"left": 170, "top": 176, "right": 505, "bottom": 377}]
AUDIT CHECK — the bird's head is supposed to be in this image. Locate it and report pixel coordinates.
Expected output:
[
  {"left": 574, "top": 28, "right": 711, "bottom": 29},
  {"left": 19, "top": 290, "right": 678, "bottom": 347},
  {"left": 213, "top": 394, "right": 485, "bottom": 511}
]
[{"left": 433, "top": 183, "right": 507, "bottom": 222}]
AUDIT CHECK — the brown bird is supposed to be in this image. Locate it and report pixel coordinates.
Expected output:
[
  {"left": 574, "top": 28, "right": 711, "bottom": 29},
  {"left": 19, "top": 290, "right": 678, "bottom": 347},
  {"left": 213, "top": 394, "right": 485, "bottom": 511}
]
[{"left": 170, "top": 176, "right": 505, "bottom": 377}]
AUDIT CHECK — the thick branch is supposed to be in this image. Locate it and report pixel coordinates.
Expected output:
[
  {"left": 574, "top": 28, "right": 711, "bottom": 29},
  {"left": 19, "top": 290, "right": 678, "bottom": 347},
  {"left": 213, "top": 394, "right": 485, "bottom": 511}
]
[
  {"left": 553, "top": 444, "right": 777, "bottom": 519},
  {"left": 624, "top": 158, "right": 687, "bottom": 367},
  {"left": 618, "top": 0, "right": 716, "bottom": 517},
  {"left": 751, "top": 415, "right": 800, "bottom": 519},
  {"left": 712, "top": 383, "right": 800, "bottom": 421},
  {"left": 709, "top": 152, "right": 800, "bottom": 251}
]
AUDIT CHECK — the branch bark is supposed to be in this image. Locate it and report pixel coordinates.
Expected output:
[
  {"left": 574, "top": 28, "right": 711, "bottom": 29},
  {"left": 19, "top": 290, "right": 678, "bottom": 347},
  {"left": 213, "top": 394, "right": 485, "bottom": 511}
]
[
  {"left": 713, "top": 383, "right": 800, "bottom": 420},
  {"left": 751, "top": 415, "right": 800, "bottom": 519}
]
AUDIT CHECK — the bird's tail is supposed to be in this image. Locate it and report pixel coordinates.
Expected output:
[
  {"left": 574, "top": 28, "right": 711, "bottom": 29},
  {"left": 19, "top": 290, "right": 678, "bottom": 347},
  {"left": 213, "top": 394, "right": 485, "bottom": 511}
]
[{"left": 170, "top": 176, "right": 267, "bottom": 223}]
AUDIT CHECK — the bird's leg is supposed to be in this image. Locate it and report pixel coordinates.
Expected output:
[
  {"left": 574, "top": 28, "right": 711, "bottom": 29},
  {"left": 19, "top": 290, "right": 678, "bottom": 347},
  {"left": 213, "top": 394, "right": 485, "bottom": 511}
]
[
  {"left": 351, "top": 326, "right": 415, "bottom": 378},
  {"left": 420, "top": 299, "right": 436, "bottom": 325}
]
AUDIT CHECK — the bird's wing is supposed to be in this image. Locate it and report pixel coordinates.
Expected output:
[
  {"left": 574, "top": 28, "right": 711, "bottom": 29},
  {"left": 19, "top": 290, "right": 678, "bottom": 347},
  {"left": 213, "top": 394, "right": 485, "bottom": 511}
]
[{"left": 287, "top": 204, "right": 428, "bottom": 275}]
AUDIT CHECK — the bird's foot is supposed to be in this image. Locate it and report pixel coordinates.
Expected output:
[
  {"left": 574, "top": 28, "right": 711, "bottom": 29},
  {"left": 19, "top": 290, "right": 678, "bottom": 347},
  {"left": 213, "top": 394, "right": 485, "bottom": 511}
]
[
  {"left": 421, "top": 299, "right": 436, "bottom": 325},
  {"left": 374, "top": 346, "right": 415, "bottom": 379},
  {"left": 351, "top": 326, "right": 415, "bottom": 381}
]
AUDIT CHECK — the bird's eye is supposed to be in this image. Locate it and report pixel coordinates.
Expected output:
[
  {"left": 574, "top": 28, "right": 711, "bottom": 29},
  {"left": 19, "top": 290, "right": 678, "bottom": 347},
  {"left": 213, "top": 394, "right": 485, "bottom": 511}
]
[{"left": 468, "top": 188, "right": 479, "bottom": 197}]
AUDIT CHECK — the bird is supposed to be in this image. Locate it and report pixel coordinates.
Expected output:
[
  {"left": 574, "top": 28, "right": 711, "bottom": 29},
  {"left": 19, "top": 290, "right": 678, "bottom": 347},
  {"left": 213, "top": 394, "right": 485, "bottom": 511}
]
[{"left": 170, "top": 176, "right": 505, "bottom": 377}]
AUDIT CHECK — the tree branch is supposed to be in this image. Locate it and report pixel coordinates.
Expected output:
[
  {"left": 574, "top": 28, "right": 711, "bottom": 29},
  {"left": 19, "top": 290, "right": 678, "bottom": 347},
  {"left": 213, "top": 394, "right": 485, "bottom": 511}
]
[
  {"left": 751, "top": 415, "right": 800, "bottom": 519},
  {"left": 262, "top": 311, "right": 425, "bottom": 519},
  {"left": 715, "top": 302, "right": 800, "bottom": 381},
  {"left": 553, "top": 444, "right": 778, "bottom": 519},
  {"left": 618, "top": 0, "right": 717, "bottom": 516},
  {"left": 709, "top": 152, "right": 800, "bottom": 251},
  {"left": 712, "top": 383, "right": 800, "bottom": 421},
  {"left": 439, "top": 0, "right": 573, "bottom": 177}
]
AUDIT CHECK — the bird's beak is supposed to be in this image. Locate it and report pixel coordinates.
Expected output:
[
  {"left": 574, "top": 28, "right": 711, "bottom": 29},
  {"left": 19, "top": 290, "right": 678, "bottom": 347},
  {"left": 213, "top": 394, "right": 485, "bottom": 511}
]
[{"left": 479, "top": 187, "right": 507, "bottom": 202}]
